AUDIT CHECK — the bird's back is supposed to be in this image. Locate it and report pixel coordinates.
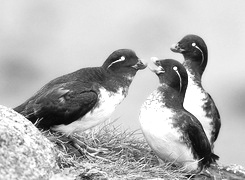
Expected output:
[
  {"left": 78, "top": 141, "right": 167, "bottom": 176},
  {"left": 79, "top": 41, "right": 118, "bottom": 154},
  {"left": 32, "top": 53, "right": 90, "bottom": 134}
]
[{"left": 14, "top": 67, "right": 103, "bottom": 124}]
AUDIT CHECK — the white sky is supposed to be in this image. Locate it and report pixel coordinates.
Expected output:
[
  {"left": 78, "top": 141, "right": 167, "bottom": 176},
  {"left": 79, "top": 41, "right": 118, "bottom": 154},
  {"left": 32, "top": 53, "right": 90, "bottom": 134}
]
[{"left": 0, "top": 0, "right": 245, "bottom": 166}]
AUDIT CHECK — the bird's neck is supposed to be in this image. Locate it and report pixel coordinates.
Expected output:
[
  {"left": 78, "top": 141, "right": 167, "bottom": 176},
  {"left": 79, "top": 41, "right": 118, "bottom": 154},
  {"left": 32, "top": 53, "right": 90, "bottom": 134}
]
[
  {"left": 183, "top": 60, "right": 204, "bottom": 82},
  {"left": 102, "top": 68, "right": 135, "bottom": 94},
  {"left": 157, "top": 85, "right": 185, "bottom": 109}
]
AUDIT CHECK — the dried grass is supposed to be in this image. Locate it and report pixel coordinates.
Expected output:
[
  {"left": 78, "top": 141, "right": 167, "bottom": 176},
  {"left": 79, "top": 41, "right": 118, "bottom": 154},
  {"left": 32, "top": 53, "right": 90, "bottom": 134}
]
[{"left": 44, "top": 121, "right": 189, "bottom": 180}]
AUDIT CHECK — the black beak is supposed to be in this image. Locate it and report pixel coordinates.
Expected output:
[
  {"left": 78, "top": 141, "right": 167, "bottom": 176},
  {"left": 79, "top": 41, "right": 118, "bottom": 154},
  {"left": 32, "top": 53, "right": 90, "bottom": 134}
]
[
  {"left": 170, "top": 43, "right": 185, "bottom": 53},
  {"left": 132, "top": 59, "right": 147, "bottom": 70}
]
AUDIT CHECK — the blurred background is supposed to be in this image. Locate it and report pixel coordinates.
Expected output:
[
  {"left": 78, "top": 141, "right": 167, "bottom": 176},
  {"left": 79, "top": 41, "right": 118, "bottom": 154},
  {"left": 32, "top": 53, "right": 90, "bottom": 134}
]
[{"left": 0, "top": 0, "right": 245, "bottom": 166}]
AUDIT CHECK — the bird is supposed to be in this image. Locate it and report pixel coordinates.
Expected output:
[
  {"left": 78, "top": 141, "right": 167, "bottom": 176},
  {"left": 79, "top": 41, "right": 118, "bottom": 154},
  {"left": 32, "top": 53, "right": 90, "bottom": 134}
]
[
  {"left": 14, "top": 49, "right": 147, "bottom": 155},
  {"left": 170, "top": 34, "right": 221, "bottom": 149},
  {"left": 139, "top": 58, "right": 219, "bottom": 174}
]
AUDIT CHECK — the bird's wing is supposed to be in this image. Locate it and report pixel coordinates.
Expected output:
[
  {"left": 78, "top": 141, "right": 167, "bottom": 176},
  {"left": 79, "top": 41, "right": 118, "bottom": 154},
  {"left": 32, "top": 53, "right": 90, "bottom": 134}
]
[
  {"left": 185, "top": 113, "right": 219, "bottom": 166},
  {"left": 23, "top": 81, "right": 98, "bottom": 126},
  {"left": 207, "top": 93, "right": 221, "bottom": 142},
  {"left": 179, "top": 112, "right": 211, "bottom": 158}
]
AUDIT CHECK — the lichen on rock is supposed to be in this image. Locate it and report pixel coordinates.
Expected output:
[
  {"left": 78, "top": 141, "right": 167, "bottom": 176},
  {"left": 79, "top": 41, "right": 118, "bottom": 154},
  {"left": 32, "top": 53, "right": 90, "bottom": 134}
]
[{"left": 0, "top": 105, "right": 59, "bottom": 180}]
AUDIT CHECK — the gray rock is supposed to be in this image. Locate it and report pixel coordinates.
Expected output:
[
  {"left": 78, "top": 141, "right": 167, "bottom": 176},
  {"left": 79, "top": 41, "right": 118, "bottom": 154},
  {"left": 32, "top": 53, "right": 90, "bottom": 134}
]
[{"left": 0, "top": 105, "right": 59, "bottom": 180}]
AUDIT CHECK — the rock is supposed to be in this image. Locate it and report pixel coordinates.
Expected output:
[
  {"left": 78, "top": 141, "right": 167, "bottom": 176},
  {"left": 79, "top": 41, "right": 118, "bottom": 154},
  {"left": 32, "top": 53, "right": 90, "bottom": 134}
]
[
  {"left": 218, "top": 164, "right": 245, "bottom": 180},
  {"left": 0, "top": 105, "right": 59, "bottom": 180}
]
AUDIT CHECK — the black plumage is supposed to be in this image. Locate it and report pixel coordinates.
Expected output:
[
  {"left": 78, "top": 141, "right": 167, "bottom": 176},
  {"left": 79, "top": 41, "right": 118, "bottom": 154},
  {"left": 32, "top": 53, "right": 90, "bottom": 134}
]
[
  {"left": 139, "top": 58, "right": 218, "bottom": 173},
  {"left": 14, "top": 49, "right": 147, "bottom": 135},
  {"left": 171, "top": 34, "right": 221, "bottom": 148}
]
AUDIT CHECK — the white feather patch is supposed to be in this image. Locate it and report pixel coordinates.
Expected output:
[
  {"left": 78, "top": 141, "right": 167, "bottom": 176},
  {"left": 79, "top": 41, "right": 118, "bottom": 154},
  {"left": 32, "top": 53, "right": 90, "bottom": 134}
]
[
  {"left": 139, "top": 90, "right": 199, "bottom": 172},
  {"left": 184, "top": 70, "right": 213, "bottom": 143},
  {"left": 173, "top": 66, "right": 182, "bottom": 93},
  {"left": 192, "top": 43, "right": 205, "bottom": 66},
  {"left": 107, "top": 56, "right": 126, "bottom": 69}
]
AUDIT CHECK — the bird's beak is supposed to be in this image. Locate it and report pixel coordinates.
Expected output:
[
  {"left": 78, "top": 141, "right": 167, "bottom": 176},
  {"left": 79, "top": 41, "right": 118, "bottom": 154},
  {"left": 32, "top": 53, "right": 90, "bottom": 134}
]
[
  {"left": 149, "top": 57, "right": 165, "bottom": 74},
  {"left": 131, "top": 59, "right": 147, "bottom": 70},
  {"left": 170, "top": 43, "right": 185, "bottom": 53}
]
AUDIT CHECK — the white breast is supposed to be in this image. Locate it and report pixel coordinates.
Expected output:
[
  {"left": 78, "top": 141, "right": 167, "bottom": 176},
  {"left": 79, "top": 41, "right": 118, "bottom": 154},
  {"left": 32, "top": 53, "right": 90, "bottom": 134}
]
[
  {"left": 52, "top": 87, "right": 126, "bottom": 135},
  {"left": 139, "top": 91, "right": 199, "bottom": 172},
  {"left": 184, "top": 71, "right": 213, "bottom": 143}
]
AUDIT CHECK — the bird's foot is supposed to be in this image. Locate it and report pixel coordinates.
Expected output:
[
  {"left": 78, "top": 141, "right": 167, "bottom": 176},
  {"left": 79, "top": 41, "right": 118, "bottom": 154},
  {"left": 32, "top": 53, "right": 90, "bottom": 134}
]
[{"left": 70, "top": 137, "right": 111, "bottom": 162}]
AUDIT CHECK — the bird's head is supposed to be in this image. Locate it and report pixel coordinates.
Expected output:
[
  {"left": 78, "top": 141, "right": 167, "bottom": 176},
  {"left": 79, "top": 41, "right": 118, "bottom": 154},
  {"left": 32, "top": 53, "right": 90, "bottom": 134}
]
[
  {"left": 103, "top": 49, "right": 147, "bottom": 76},
  {"left": 170, "top": 34, "right": 208, "bottom": 70},
  {"left": 149, "top": 57, "right": 188, "bottom": 95}
]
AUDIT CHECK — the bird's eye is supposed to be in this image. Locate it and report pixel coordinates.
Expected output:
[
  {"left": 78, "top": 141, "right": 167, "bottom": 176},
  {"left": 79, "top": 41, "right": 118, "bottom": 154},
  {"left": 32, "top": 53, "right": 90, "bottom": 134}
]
[
  {"left": 192, "top": 42, "right": 196, "bottom": 47},
  {"left": 120, "top": 56, "right": 126, "bottom": 61},
  {"left": 173, "top": 66, "right": 178, "bottom": 71}
]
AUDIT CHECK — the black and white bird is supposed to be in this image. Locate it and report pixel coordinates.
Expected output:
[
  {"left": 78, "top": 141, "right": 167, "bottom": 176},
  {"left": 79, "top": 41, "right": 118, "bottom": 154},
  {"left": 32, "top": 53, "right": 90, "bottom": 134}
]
[
  {"left": 170, "top": 34, "right": 221, "bottom": 149},
  {"left": 139, "top": 58, "right": 219, "bottom": 173},
  {"left": 14, "top": 49, "right": 147, "bottom": 153}
]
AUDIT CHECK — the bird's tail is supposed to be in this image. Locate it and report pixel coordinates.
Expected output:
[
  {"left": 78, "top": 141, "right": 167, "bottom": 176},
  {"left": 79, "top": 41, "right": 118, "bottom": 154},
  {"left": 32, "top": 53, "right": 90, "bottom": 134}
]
[
  {"left": 210, "top": 153, "right": 219, "bottom": 163},
  {"left": 13, "top": 104, "right": 25, "bottom": 114},
  {"left": 13, "top": 103, "right": 37, "bottom": 123},
  {"left": 202, "top": 152, "right": 219, "bottom": 169}
]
